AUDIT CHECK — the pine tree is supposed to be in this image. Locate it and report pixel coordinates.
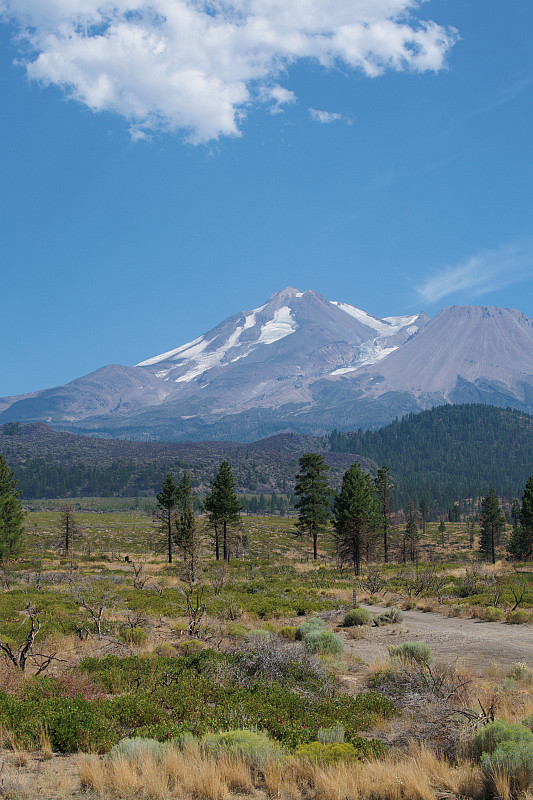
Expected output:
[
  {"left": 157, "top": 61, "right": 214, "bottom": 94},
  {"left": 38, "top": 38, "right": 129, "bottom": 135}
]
[
  {"left": 203, "top": 461, "right": 242, "bottom": 561},
  {"left": 479, "top": 488, "right": 505, "bottom": 564},
  {"left": 156, "top": 473, "right": 179, "bottom": 563},
  {"left": 375, "top": 466, "right": 393, "bottom": 563},
  {"left": 333, "top": 462, "right": 376, "bottom": 575},
  {"left": 0, "top": 455, "right": 19, "bottom": 498},
  {"left": 294, "top": 453, "right": 331, "bottom": 561},
  {"left": 59, "top": 503, "right": 78, "bottom": 553},
  {"left": 438, "top": 519, "right": 446, "bottom": 546},
  {"left": 0, "top": 454, "right": 24, "bottom": 562},
  {"left": 174, "top": 473, "right": 202, "bottom": 581},
  {"left": 405, "top": 514, "right": 419, "bottom": 562},
  {"left": 508, "top": 475, "right": 533, "bottom": 560}
]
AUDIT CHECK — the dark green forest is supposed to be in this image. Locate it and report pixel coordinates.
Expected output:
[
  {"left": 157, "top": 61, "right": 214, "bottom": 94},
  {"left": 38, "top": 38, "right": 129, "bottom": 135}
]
[
  {"left": 329, "top": 404, "right": 533, "bottom": 511},
  {"left": 2, "top": 405, "right": 533, "bottom": 514}
]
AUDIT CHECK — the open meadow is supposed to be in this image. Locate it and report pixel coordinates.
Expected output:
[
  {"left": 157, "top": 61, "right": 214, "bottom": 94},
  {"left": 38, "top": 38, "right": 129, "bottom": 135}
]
[{"left": 0, "top": 505, "right": 532, "bottom": 800}]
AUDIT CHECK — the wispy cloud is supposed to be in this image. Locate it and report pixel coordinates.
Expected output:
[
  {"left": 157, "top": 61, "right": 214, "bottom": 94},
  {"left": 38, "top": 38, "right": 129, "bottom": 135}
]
[
  {"left": 309, "top": 108, "right": 344, "bottom": 124},
  {"left": 417, "top": 240, "right": 533, "bottom": 305},
  {"left": 1, "top": 0, "right": 457, "bottom": 143}
]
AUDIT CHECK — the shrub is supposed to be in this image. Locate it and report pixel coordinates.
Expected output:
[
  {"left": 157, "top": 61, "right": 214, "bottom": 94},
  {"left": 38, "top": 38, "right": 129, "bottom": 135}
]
[
  {"left": 388, "top": 641, "right": 432, "bottom": 666},
  {"left": 481, "top": 741, "right": 533, "bottom": 793},
  {"left": 201, "top": 729, "right": 283, "bottom": 765},
  {"left": 108, "top": 737, "right": 170, "bottom": 761},
  {"left": 119, "top": 627, "right": 148, "bottom": 645},
  {"left": 246, "top": 629, "right": 272, "bottom": 639},
  {"left": 303, "top": 629, "right": 344, "bottom": 656},
  {"left": 509, "top": 662, "right": 533, "bottom": 683},
  {"left": 153, "top": 642, "right": 173, "bottom": 657},
  {"left": 317, "top": 724, "right": 344, "bottom": 744},
  {"left": 225, "top": 623, "right": 248, "bottom": 640},
  {"left": 232, "top": 637, "right": 329, "bottom": 691},
  {"left": 507, "top": 610, "right": 531, "bottom": 625},
  {"left": 296, "top": 618, "right": 325, "bottom": 640},
  {"left": 343, "top": 608, "right": 371, "bottom": 627},
  {"left": 523, "top": 715, "right": 533, "bottom": 732},
  {"left": 296, "top": 741, "right": 359, "bottom": 763},
  {"left": 382, "top": 608, "right": 404, "bottom": 624},
  {"left": 373, "top": 609, "right": 404, "bottom": 626},
  {"left": 483, "top": 606, "right": 504, "bottom": 622},
  {"left": 279, "top": 626, "right": 297, "bottom": 641},
  {"left": 473, "top": 721, "right": 533, "bottom": 758}
]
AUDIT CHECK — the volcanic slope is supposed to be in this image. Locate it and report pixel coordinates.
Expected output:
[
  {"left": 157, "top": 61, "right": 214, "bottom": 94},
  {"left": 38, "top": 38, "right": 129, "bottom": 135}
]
[{"left": 2, "top": 290, "right": 533, "bottom": 441}]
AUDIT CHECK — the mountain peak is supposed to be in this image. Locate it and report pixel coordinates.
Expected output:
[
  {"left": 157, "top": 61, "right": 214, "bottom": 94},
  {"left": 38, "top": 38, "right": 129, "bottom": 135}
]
[
  {"left": 2, "top": 290, "right": 533, "bottom": 442},
  {"left": 268, "top": 286, "right": 304, "bottom": 301}
]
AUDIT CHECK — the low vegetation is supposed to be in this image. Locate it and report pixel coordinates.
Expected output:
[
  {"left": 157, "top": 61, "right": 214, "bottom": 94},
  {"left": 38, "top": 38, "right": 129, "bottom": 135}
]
[{"left": 0, "top": 440, "right": 532, "bottom": 799}]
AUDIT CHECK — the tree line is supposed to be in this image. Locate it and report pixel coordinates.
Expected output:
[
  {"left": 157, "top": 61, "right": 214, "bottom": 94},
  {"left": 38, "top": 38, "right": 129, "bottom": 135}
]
[
  {"left": 292, "top": 454, "right": 533, "bottom": 574},
  {"left": 1, "top": 450, "right": 532, "bottom": 575},
  {"left": 329, "top": 404, "right": 533, "bottom": 512}
]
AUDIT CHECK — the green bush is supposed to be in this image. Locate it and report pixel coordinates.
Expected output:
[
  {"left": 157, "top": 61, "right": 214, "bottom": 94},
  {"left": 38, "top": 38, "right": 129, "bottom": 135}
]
[
  {"left": 296, "top": 741, "right": 359, "bottom": 763},
  {"left": 201, "top": 729, "right": 283, "bottom": 765},
  {"left": 296, "top": 618, "right": 325, "bottom": 640},
  {"left": 0, "top": 690, "right": 117, "bottom": 753},
  {"left": 473, "top": 721, "right": 533, "bottom": 758},
  {"left": 483, "top": 606, "right": 504, "bottom": 622},
  {"left": 225, "top": 623, "right": 248, "bottom": 640},
  {"left": 343, "top": 608, "right": 371, "bottom": 627},
  {"left": 246, "top": 629, "right": 272, "bottom": 639},
  {"left": 388, "top": 641, "right": 432, "bottom": 665},
  {"left": 382, "top": 608, "right": 404, "bottom": 624},
  {"left": 522, "top": 714, "right": 533, "bottom": 732},
  {"left": 303, "top": 629, "right": 344, "bottom": 656},
  {"left": 279, "top": 626, "right": 297, "bottom": 641},
  {"left": 109, "top": 737, "right": 170, "bottom": 761},
  {"left": 509, "top": 662, "right": 533, "bottom": 683},
  {"left": 507, "top": 610, "right": 531, "bottom": 625},
  {"left": 119, "top": 627, "right": 148, "bottom": 645},
  {"left": 481, "top": 741, "right": 533, "bottom": 792},
  {"left": 317, "top": 724, "right": 344, "bottom": 744}
]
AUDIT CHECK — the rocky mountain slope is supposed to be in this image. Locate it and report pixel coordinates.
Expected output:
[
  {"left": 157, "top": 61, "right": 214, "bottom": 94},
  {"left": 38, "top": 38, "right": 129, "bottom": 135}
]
[{"left": 2, "top": 288, "right": 533, "bottom": 441}]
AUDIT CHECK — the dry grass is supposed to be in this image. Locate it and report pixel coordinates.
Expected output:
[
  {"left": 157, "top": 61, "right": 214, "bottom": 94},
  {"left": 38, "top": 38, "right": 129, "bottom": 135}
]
[{"left": 74, "top": 740, "right": 487, "bottom": 800}]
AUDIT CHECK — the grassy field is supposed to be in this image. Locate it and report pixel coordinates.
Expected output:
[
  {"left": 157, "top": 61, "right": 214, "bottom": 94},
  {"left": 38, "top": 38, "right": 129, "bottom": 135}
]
[{"left": 0, "top": 505, "right": 532, "bottom": 799}]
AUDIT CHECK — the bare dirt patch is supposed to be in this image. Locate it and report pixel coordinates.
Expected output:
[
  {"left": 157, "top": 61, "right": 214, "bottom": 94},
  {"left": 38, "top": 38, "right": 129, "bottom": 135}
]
[{"left": 344, "top": 604, "right": 533, "bottom": 674}]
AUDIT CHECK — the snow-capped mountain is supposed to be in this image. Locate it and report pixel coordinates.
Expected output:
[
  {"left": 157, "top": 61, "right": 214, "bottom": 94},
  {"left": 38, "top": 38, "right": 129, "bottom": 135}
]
[
  {"left": 133, "top": 287, "right": 424, "bottom": 404},
  {"left": 2, "top": 288, "right": 533, "bottom": 441}
]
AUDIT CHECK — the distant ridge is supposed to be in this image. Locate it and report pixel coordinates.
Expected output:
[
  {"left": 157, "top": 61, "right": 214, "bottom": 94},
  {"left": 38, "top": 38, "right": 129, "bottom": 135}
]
[
  {"left": 3, "top": 405, "right": 533, "bottom": 511},
  {"left": 1, "top": 289, "right": 533, "bottom": 441}
]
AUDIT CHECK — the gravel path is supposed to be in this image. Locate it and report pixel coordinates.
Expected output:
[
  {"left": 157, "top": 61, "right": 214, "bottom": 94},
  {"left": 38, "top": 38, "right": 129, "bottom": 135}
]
[{"left": 345, "top": 604, "right": 533, "bottom": 674}]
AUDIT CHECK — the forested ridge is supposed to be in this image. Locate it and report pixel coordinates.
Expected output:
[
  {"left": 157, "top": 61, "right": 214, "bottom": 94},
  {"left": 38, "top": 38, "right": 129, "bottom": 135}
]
[
  {"left": 0, "top": 421, "right": 364, "bottom": 499},
  {"left": 329, "top": 404, "right": 533, "bottom": 508},
  {"left": 2, "top": 405, "right": 533, "bottom": 510}
]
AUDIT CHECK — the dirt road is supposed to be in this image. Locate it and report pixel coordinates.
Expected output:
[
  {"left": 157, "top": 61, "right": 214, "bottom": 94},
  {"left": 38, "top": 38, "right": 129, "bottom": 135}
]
[{"left": 347, "top": 605, "right": 533, "bottom": 674}]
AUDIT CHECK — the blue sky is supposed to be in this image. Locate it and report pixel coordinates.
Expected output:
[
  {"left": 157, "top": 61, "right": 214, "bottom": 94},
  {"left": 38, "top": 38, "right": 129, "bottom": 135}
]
[{"left": 0, "top": 0, "right": 532, "bottom": 397}]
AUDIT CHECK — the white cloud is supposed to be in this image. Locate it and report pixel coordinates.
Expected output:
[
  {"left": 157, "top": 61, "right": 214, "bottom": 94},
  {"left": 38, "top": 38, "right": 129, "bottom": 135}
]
[
  {"left": 1, "top": 0, "right": 457, "bottom": 143},
  {"left": 309, "top": 108, "right": 343, "bottom": 123},
  {"left": 417, "top": 240, "right": 533, "bottom": 305},
  {"left": 261, "top": 84, "right": 296, "bottom": 114}
]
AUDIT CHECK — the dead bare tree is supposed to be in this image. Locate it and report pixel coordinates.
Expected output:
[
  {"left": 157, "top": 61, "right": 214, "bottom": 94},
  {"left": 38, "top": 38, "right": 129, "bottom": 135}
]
[
  {"left": 0, "top": 607, "right": 40, "bottom": 671},
  {"left": 70, "top": 576, "right": 120, "bottom": 638},
  {"left": 178, "top": 584, "right": 207, "bottom": 638}
]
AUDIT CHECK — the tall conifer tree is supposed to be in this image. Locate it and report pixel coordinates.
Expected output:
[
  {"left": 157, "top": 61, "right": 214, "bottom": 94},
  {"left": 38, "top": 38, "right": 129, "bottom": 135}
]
[
  {"left": 479, "top": 488, "right": 505, "bottom": 564},
  {"left": 333, "top": 462, "right": 376, "bottom": 575},
  {"left": 174, "top": 473, "right": 202, "bottom": 581},
  {"left": 204, "top": 461, "right": 242, "bottom": 561},
  {"left": 156, "top": 473, "right": 179, "bottom": 563},
  {"left": 508, "top": 475, "right": 533, "bottom": 560},
  {"left": 375, "top": 466, "right": 393, "bottom": 563},
  {"left": 294, "top": 453, "right": 331, "bottom": 560},
  {"left": 0, "top": 454, "right": 24, "bottom": 562}
]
